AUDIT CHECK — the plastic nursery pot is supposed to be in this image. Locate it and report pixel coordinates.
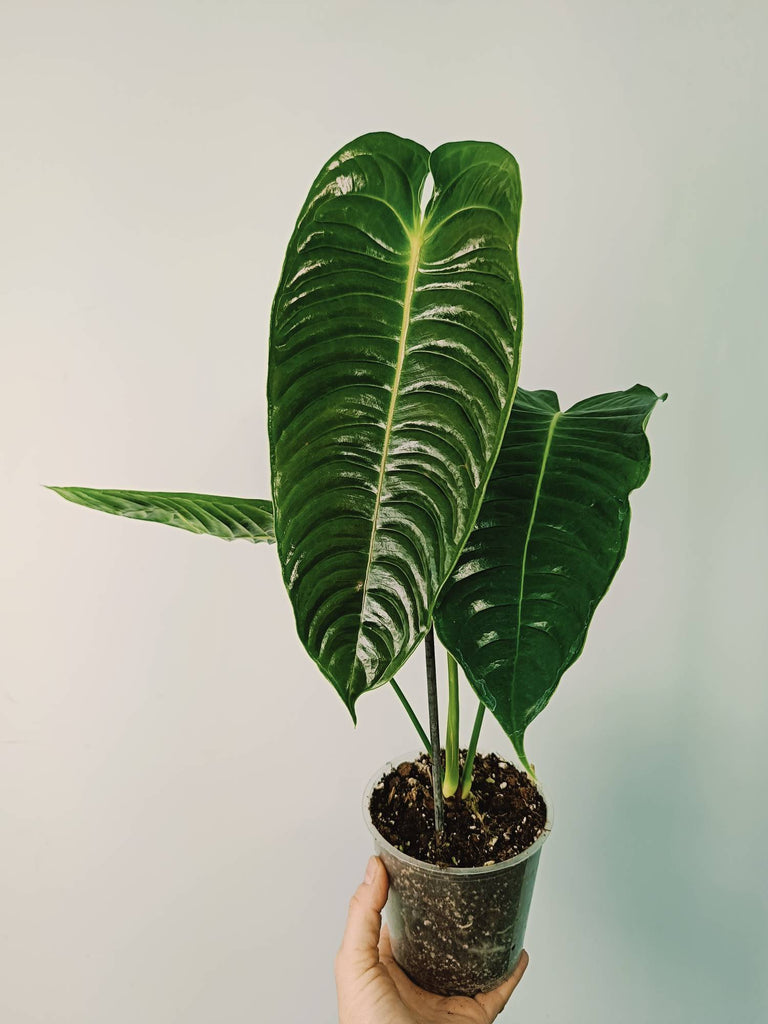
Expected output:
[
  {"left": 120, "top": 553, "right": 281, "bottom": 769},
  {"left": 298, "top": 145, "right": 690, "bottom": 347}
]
[{"left": 363, "top": 754, "right": 552, "bottom": 997}]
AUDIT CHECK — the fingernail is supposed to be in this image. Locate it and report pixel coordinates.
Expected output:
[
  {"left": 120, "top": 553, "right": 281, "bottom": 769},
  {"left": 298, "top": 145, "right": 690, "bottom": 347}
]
[{"left": 364, "top": 857, "right": 377, "bottom": 884}]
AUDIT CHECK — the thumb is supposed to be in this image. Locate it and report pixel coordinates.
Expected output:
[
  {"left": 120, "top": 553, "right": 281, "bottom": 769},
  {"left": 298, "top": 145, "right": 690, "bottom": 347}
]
[{"left": 336, "top": 857, "right": 389, "bottom": 976}]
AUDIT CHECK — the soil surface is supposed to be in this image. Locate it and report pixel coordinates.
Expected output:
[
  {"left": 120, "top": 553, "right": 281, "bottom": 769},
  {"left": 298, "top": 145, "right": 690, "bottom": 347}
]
[{"left": 369, "top": 751, "right": 547, "bottom": 868}]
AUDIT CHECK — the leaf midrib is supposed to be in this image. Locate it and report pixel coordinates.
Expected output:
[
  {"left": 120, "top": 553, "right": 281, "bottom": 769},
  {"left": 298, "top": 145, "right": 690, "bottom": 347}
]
[
  {"left": 509, "top": 410, "right": 562, "bottom": 733},
  {"left": 352, "top": 221, "right": 426, "bottom": 676}
]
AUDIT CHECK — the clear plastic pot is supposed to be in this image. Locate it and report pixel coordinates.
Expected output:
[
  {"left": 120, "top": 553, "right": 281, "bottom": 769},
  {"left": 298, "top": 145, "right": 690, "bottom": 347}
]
[{"left": 363, "top": 754, "right": 552, "bottom": 997}]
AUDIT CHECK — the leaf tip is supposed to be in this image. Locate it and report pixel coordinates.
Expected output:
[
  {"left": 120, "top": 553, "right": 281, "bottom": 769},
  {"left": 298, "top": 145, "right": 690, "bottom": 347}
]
[{"left": 345, "top": 694, "right": 359, "bottom": 727}]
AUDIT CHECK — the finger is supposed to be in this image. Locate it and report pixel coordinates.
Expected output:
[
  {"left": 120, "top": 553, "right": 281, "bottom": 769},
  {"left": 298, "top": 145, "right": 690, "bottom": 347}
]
[
  {"left": 378, "top": 924, "right": 393, "bottom": 961},
  {"left": 378, "top": 927, "right": 409, "bottom": 982},
  {"left": 336, "top": 857, "right": 389, "bottom": 976},
  {"left": 474, "top": 950, "right": 529, "bottom": 1020}
]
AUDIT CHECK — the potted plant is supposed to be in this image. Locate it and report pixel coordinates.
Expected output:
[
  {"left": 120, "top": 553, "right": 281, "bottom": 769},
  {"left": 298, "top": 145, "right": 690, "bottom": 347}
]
[{"left": 50, "top": 132, "right": 664, "bottom": 997}]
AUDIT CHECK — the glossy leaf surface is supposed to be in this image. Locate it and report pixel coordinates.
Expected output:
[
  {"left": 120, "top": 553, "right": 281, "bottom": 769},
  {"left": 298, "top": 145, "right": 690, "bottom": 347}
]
[
  {"left": 49, "top": 486, "right": 275, "bottom": 543},
  {"left": 268, "top": 132, "right": 523, "bottom": 712},
  {"left": 433, "top": 385, "right": 665, "bottom": 771}
]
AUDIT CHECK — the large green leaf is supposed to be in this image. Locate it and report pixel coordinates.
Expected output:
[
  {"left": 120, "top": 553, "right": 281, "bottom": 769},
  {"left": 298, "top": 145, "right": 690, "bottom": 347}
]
[
  {"left": 49, "top": 487, "right": 275, "bottom": 543},
  {"left": 433, "top": 385, "right": 665, "bottom": 772},
  {"left": 268, "top": 132, "right": 523, "bottom": 714}
]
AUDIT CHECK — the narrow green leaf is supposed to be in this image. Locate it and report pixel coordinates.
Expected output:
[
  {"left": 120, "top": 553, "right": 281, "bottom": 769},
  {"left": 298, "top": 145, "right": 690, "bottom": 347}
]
[
  {"left": 48, "top": 486, "right": 275, "bottom": 544},
  {"left": 268, "top": 132, "right": 523, "bottom": 714},
  {"left": 434, "top": 385, "right": 665, "bottom": 771}
]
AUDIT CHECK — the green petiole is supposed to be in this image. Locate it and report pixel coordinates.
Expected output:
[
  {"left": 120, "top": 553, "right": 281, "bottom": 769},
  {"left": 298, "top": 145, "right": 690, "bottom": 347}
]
[
  {"left": 390, "top": 678, "right": 432, "bottom": 756},
  {"left": 442, "top": 652, "right": 460, "bottom": 798},
  {"left": 460, "top": 701, "right": 486, "bottom": 799}
]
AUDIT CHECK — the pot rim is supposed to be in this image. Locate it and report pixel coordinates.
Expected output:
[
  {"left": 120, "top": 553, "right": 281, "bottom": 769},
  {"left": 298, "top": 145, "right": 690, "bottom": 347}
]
[{"left": 362, "top": 749, "right": 553, "bottom": 877}]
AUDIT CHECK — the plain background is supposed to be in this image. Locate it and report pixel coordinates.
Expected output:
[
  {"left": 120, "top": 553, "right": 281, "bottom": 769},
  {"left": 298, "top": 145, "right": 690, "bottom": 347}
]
[{"left": 2, "top": 2, "right": 767, "bottom": 1021}]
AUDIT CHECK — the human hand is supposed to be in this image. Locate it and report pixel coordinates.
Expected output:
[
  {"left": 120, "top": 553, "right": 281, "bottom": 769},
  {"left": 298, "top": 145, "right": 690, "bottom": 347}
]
[{"left": 335, "top": 856, "right": 528, "bottom": 1024}]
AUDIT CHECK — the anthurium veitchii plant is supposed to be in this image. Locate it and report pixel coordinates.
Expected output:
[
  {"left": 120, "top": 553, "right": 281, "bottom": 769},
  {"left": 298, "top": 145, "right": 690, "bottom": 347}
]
[{"left": 51, "top": 131, "right": 664, "bottom": 820}]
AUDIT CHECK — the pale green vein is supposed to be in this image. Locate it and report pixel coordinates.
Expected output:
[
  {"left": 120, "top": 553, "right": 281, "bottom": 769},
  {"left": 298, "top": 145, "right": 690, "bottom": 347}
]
[
  {"left": 509, "top": 411, "right": 562, "bottom": 720},
  {"left": 353, "top": 220, "right": 425, "bottom": 678}
]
